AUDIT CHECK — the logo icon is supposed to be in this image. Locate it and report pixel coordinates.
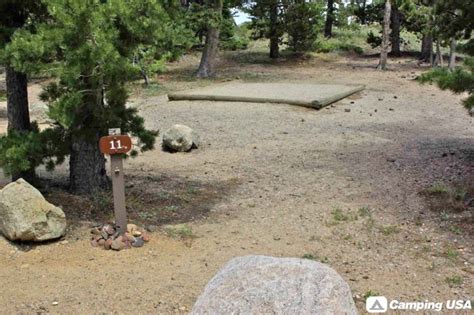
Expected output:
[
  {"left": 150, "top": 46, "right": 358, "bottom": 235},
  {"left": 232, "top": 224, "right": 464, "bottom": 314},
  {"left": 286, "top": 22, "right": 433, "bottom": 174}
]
[{"left": 366, "top": 296, "right": 388, "bottom": 313}]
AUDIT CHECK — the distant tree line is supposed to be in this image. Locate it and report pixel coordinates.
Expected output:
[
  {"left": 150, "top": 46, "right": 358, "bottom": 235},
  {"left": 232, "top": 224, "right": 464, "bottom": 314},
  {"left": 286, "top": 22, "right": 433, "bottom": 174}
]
[{"left": 0, "top": 0, "right": 471, "bottom": 195}]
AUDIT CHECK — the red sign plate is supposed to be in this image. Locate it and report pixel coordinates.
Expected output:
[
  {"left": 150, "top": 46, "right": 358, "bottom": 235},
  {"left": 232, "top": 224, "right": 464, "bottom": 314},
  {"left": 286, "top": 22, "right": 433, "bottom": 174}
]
[{"left": 99, "top": 135, "right": 132, "bottom": 155}]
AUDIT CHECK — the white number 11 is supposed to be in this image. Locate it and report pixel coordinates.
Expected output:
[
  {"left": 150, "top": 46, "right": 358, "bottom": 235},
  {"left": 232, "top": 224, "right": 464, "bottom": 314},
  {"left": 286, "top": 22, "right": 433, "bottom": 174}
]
[{"left": 110, "top": 140, "right": 124, "bottom": 150}]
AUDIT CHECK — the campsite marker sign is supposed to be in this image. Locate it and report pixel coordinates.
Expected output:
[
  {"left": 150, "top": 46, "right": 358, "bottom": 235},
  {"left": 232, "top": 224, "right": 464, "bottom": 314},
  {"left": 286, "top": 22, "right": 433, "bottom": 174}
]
[{"left": 99, "top": 128, "right": 131, "bottom": 235}]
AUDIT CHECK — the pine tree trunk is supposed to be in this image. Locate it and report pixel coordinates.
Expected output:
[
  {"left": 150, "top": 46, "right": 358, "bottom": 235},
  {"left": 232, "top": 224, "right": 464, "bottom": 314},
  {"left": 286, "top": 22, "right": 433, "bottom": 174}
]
[
  {"left": 269, "top": 0, "right": 279, "bottom": 59},
  {"left": 377, "top": 0, "right": 391, "bottom": 70},
  {"left": 390, "top": 5, "right": 401, "bottom": 56},
  {"left": 6, "top": 65, "right": 35, "bottom": 182},
  {"left": 420, "top": 34, "right": 432, "bottom": 62},
  {"left": 448, "top": 37, "right": 456, "bottom": 70},
  {"left": 325, "top": 0, "right": 335, "bottom": 38},
  {"left": 69, "top": 133, "right": 109, "bottom": 195},
  {"left": 196, "top": 0, "right": 223, "bottom": 78},
  {"left": 6, "top": 66, "right": 30, "bottom": 133},
  {"left": 434, "top": 38, "right": 443, "bottom": 67},
  {"left": 360, "top": 0, "right": 367, "bottom": 25}
]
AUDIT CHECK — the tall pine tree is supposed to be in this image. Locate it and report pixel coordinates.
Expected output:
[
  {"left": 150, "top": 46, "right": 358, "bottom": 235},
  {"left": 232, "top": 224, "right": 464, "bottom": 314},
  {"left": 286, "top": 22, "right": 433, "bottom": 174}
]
[{"left": 1, "top": 0, "right": 192, "bottom": 194}]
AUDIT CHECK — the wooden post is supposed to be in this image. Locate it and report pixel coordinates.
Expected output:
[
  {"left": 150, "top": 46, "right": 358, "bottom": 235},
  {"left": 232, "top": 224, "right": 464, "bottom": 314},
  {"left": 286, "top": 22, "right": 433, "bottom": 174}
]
[
  {"left": 109, "top": 128, "right": 126, "bottom": 235},
  {"left": 99, "top": 128, "right": 132, "bottom": 235}
]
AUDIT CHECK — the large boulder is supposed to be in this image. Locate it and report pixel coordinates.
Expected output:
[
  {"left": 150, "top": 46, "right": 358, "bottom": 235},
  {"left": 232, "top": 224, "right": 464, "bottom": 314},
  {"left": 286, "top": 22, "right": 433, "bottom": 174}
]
[
  {"left": 191, "top": 255, "right": 357, "bottom": 315},
  {"left": 0, "top": 179, "right": 66, "bottom": 241},
  {"left": 162, "top": 124, "right": 199, "bottom": 152}
]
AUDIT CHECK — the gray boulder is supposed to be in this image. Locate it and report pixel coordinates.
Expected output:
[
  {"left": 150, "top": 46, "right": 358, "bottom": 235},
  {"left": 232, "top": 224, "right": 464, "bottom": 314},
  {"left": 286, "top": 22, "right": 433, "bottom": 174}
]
[
  {"left": 191, "top": 255, "right": 357, "bottom": 315},
  {"left": 0, "top": 179, "right": 66, "bottom": 241},
  {"left": 162, "top": 124, "right": 199, "bottom": 152}
]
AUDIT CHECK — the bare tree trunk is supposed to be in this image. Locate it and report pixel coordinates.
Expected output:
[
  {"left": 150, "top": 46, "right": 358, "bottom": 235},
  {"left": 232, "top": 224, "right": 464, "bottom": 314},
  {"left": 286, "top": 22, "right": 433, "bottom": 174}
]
[
  {"left": 390, "top": 5, "right": 401, "bottom": 56},
  {"left": 269, "top": 0, "right": 279, "bottom": 59},
  {"left": 433, "top": 38, "right": 443, "bottom": 67},
  {"left": 69, "top": 75, "right": 109, "bottom": 194},
  {"left": 69, "top": 133, "right": 109, "bottom": 195},
  {"left": 5, "top": 65, "right": 35, "bottom": 182},
  {"left": 360, "top": 0, "right": 367, "bottom": 25},
  {"left": 420, "top": 34, "right": 432, "bottom": 62},
  {"left": 196, "top": 0, "right": 223, "bottom": 78},
  {"left": 324, "top": 0, "right": 335, "bottom": 38},
  {"left": 377, "top": 0, "right": 391, "bottom": 70},
  {"left": 448, "top": 37, "right": 456, "bottom": 70},
  {"left": 6, "top": 66, "right": 30, "bottom": 133}
]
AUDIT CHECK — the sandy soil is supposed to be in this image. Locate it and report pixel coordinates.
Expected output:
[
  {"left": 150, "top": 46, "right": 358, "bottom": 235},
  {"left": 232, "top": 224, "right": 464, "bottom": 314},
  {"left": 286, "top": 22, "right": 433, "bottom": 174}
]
[{"left": 0, "top": 52, "right": 472, "bottom": 314}]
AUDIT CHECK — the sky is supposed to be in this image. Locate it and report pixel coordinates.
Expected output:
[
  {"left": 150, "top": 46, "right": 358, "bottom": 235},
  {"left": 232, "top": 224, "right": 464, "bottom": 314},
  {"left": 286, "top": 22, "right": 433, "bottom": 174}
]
[{"left": 233, "top": 9, "right": 251, "bottom": 25}]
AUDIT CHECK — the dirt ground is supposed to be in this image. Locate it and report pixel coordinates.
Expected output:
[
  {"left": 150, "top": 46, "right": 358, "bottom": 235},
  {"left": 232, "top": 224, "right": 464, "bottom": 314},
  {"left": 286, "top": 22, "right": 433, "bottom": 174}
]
[{"left": 0, "top": 50, "right": 473, "bottom": 314}]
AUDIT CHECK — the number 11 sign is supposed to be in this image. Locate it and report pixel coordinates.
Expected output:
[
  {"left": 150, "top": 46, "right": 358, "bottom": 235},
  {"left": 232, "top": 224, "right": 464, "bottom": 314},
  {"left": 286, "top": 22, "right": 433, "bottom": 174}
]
[{"left": 99, "top": 129, "right": 132, "bottom": 235}]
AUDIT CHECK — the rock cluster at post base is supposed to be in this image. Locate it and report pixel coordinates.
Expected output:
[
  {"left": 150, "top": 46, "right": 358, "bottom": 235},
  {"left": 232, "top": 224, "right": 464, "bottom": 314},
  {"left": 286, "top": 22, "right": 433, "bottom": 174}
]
[
  {"left": 162, "top": 124, "right": 199, "bottom": 152},
  {"left": 90, "top": 223, "right": 150, "bottom": 250},
  {"left": 0, "top": 179, "right": 66, "bottom": 242},
  {"left": 191, "top": 255, "right": 358, "bottom": 315}
]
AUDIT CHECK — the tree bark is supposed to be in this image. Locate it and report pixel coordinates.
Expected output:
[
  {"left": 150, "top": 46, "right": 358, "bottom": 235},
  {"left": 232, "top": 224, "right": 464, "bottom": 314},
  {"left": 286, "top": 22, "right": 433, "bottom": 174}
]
[
  {"left": 269, "top": 0, "right": 279, "bottom": 59},
  {"left": 6, "top": 66, "right": 31, "bottom": 133},
  {"left": 5, "top": 65, "right": 35, "bottom": 182},
  {"left": 448, "top": 37, "right": 456, "bottom": 70},
  {"left": 69, "top": 133, "right": 109, "bottom": 195},
  {"left": 324, "top": 0, "right": 335, "bottom": 38},
  {"left": 433, "top": 38, "right": 443, "bottom": 67},
  {"left": 378, "top": 0, "right": 391, "bottom": 70},
  {"left": 390, "top": 5, "right": 401, "bottom": 56},
  {"left": 420, "top": 34, "right": 432, "bottom": 62},
  {"left": 196, "top": 0, "right": 223, "bottom": 78},
  {"left": 360, "top": 0, "right": 367, "bottom": 25}
]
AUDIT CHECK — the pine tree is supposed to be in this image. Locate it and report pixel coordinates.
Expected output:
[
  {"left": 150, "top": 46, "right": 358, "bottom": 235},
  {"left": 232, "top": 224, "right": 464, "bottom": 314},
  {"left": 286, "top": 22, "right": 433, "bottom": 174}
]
[
  {"left": 419, "top": 0, "right": 473, "bottom": 114},
  {"left": 196, "top": 0, "right": 224, "bottom": 77},
  {"left": 378, "top": 0, "right": 391, "bottom": 70},
  {"left": 0, "top": 0, "right": 193, "bottom": 194},
  {"left": 0, "top": 1, "right": 46, "bottom": 181},
  {"left": 245, "top": 0, "right": 323, "bottom": 58}
]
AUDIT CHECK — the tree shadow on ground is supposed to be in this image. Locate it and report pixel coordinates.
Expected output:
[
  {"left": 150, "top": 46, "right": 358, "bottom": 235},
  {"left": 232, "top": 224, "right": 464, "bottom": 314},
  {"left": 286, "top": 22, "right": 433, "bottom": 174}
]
[{"left": 44, "top": 172, "right": 240, "bottom": 229}]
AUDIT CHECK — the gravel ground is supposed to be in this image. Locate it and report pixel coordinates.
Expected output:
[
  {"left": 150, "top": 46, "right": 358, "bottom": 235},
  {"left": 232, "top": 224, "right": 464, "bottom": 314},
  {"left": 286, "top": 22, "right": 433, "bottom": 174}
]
[{"left": 0, "top": 53, "right": 472, "bottom": 314}]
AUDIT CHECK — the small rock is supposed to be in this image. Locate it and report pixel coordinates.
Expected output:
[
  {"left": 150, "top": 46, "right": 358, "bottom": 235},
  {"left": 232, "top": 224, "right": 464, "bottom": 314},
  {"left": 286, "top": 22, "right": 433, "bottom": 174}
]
[
  {"left": 104, "top": 238, "right": 113, "bottom": 250},
  {"left": 125, "top": 232, "right": 136, "bottom": 243},
  {"left": 344, "top": 108, "right": 351, "bottom": 113},
  {"left": 91, "top": 228, "right": 101, "bottom": 235},
  {"left": 98, "top": 239, "right": 106, "bottom": 246},
  {"left": 132, "top": 237, "right": 145, "bottom": 248},
  {"left": 104, "top": 224, "right": 115, "bottom": 235},
  {"left": 52, "top": 301, "right": 59, "bottom": 306},
  {"left": 127, "top": 224, "right": 138, "bottom": 234},
  {"left": 101, "top": 230, "right": 109, "bottom": 239},
  {"left": 162, "top": 124, "right": 199, "bottom": 152},
  {"left": 111, "top": 238, "right": 125, "bottom": 251},
  {"left": 90, "top": 239, "right": 98, "bottom": 247},
  {"left": 60, "top": 240, "right": 68, "bottom": 245},
  {"left": 389, "top": 108, "right": 394, "bottom": 111},
  {"left": 142, "top": 232, "right": 151, "bottom": 242}
]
